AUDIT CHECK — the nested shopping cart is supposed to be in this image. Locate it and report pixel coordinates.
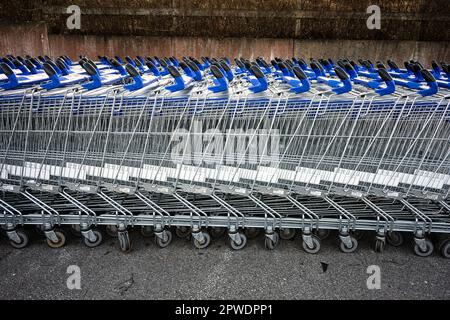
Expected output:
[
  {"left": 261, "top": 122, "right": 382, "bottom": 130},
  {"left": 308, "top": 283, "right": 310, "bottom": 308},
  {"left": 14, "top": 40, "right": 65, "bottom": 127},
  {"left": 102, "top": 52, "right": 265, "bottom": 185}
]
[{"left": 0, "top": 55, "right": 449, "bottom": 257}]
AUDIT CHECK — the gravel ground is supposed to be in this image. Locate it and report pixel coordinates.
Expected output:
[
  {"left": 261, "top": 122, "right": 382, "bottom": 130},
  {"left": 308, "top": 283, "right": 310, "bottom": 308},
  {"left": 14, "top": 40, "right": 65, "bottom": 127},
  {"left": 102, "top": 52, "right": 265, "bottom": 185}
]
[{"left": 0, "top": 228, "right": 449, "bottom": 300}]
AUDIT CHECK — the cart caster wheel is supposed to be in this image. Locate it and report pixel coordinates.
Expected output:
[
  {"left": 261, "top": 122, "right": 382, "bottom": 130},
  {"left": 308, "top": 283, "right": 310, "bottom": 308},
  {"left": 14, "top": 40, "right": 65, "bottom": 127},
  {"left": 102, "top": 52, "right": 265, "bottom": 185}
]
[
  {"left": 339, "top": 236, "right": 358, "bottom": 253},
  {"left": 386, "top": 231, "right": 404, "bottom": 247},
  {"left": 414, "top": 239, "right": 434, "bottom": 257},
  {"left": 175, "top": 226, "right": 190, "bottom": 239},
  {"left": 230, "top": 233, "right": 247, "bottom": 250},
  {"left": 264, "top": 233, "right": 279, "bottom": 250},
  {"left": 279, "top": 228, "right": 296, "bottom": 240},
  {"left": 155, "top": 230, "right": 173, "bottom": 248},
  {"left": 440, "top": 239, "right": 450, "bottom": 259},
  {"left": 302, "top": 235, "right": 321, "bottom": 254},
  {"left": 210, "top": 227, "right": 226, "bottom": 239},
  {"left": 70, "top": 225, "right": 82, "bottom": 238},
  {"left": 46, "top": 229, "right": 67, "bottom": 249},
  {"left": 140, "top": 226, "right": 154, "bottom": 238},
  {"left": 193, "top": 232, "right": 211, "bottom": 249},
  {"left": 118, "top": 230, "right": 132, "bottom": 253},
  {"left": 245, "top": 227, "right": 261, "bottom": 239},
  {"left": 374, "top": 239, "right": 386, "bottom": 253},
  {"left": 105, "top": 225, "right": 119, "bottom": 238},
  {"left": 351, "top": 230, "right": 364, "bottom": 241},
  {"left": 83, "top": 229, "right": 103, "bottom": 248},
  {"left": 9, "top": 229, "right": 29, "bottom": 249},
  {"left": 315, "top": 229, "right": 330, "bottom": 240}
]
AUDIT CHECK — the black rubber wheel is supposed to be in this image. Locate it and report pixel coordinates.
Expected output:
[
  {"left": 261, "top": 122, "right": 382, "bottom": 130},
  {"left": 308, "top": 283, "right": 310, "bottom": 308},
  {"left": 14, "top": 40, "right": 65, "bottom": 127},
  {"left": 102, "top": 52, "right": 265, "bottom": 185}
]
[
  {"left": 193, "top": 232, "right": 211, "bottom": 249},
  {"left": 140, "top": 226, "right": 154, "bottom": 238},
  {"left": 386, "top": 231, "right": 404, "bottom": 247},
  {"left": 374, "top": 239, "right": 386, "bottom": 253},
  {"left": 414, "top": 239, "right": 434, "bottom": 257},
  {"left": 230, "top": 232, "right": 247, "bottom": 250},
  {"left": 279, "top": 228, "right": 296, "bottom": 240},
  {"left": 118, "top": 230, "right": 132, "bottom": 253},
  {"left": 9, "top": 229, "right": 29, "bottom": 249},
  {"left": 339, "top": 236, "right": 358, "bottom": 253},
  {"left": 315, "top": 229, "right": 330, "bottom": 240},
  {"left": 210, "top": 227, "right": 226, "bottom": 239},
  {"left": 302, "top": 235, "right": 321, "bottom": 254},
  {"left": 105, "top": 225, "right": 119, "bottom": 238},
  {"left": 245, "top": 228, "right": 261, "bottom": 239},
  {"left": 155, "top": 230, "right": 173, "bottom": 248},
  {"left": 175, "top": 226, "right": 191, "bottom": 239},
  {"left": 46, "top": 229, "right": 67, "bottom": 249},
  {"left": 264, "top": 233, "right": 279, "bottom": 250},
  {"left": 70, "top": 224, "right": 82, "bottom": 238},
  {"left": 440, "top": 239, "right": 450, "bottom": 259},
  {"left": 83, "top": 229, "right": 104, "bottom": 248}
]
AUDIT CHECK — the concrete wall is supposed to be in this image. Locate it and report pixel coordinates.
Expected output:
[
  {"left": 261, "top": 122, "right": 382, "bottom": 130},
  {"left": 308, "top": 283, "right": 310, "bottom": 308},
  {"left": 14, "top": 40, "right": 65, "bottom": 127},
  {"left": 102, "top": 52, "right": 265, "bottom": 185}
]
[{"left": 1, "top": 23, "right": 447, "bottom": 64}]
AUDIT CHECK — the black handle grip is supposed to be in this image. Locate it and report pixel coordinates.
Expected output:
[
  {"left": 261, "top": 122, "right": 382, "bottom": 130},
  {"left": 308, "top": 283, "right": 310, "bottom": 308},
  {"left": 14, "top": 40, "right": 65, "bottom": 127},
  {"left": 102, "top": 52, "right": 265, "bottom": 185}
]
[
  {"left": 134, "top": 58, "right": 142, "bottom": 67},
  {"left": 310, "top": 61, "right": 319, "bottom": 70},
  {"left": 210, "top": 64, "right": 224, "bottom": 79},
  {"left": 292, "top": 66, "right": 307, "bottom": 80},
  {"left": 431, "top": 60, "right": 439, "bottom": 70},
  {"left": 285, "top": 59, "right": 294, "bottom": 68},
  {"left": 421, "top": 69, "right": 436, "bottom": 83},
  {"left": 47, "top": 60, "right": 59, "bottom": 71},
  {"left": 387, "top": 60, "right": 399, "bottom": 70},
  {"left": 219, "top": 60, "right": 231, "bottom": 72},
  {"left": 411, "top": 63, "right": 422, "bottom": 73},
  {"left": 145, "top": 61, "right": 156, "bottom": 70},
  {"left": 251, "top": 65, "right": 264, "bottom": 79},
  {"left": 337, "top": 60, "right": 346, "bottom": 69},
  {"left": 30, "top": 58, "right": 40, "bottom": 67},
  {"left": 167, "top": 65, "right": 181, "bottom": 78},
  {"left": 83, "top": 61, "right": 98, "bottom": 76},
  {"left": 186, "top": 60, "right": 199, "bottom": 72},
  {"left": 243, "top": 61, "right": 252, "bottom": 69},
  {"left": 404, "top": 61, "right": 412, "bottom": 71},
  {"left": 125, "top": 64, "right": 139, "bottom": 77},
  {"left": 179, "top": 61, "right": 188, "bottom": 69},
  {"left": 110, "top": 58, "right": 121, "bottom": 68},
  {"left": 378, "top": 69, "right": 393, "bottom": 82},
  {"left": 442, "top": 64, "right": 449, "bottom": 74},
  {"left": 278, "top": 62, "right": 287, "bottom": 70},
  {"left": 43, "top": 62, "right": 56, "bottom": 77},
  {"left": 55, "top": 58, "right": 66, "bottom": 71},
  {"left": 376, "top": 62, "right": 386, "bottom": 69},
  {"left": 361, "top": 60, "right": 372, "bottom": 70},
  {"left": 236, "top": 59, "right": 245, "bottom": 69},
  {"left": 24, "top": 59, "right": 35, "bottom": 70},
  {"left": 344, "top": 62, "right": 355, "bottom": 74},
  {"left": 334, "top": 67, "right": 349, "bottom": 80},
  {"left": 0, "top": 62, "right": 14, "bottom": 76},
  {"left": 159, "top": 59, "right": 168, "bottom": 68},
  {"left": 12, "top": 59, "right": 23, "bottom": 68}
]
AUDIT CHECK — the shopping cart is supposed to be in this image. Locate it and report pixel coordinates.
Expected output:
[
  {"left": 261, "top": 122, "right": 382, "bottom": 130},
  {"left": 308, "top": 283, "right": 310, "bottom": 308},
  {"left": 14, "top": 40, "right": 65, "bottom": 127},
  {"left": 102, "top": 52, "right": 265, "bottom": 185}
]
[{"left": 0, "top": 55, "right": 449, "bottom": 258}]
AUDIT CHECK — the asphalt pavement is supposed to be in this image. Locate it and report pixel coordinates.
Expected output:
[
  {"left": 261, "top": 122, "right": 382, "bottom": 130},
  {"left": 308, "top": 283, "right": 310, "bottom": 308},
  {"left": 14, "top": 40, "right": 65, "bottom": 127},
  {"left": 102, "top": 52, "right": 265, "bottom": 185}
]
[{"left": 0, "top": 228, "right": 449, "bottom": 300}]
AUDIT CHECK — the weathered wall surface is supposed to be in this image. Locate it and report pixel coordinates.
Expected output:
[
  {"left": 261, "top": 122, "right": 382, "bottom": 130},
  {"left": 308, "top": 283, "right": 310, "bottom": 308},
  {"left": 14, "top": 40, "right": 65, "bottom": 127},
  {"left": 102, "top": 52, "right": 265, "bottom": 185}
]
[{"left": 0, "top": 1, "right": 448, "bottom": 63}]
